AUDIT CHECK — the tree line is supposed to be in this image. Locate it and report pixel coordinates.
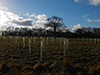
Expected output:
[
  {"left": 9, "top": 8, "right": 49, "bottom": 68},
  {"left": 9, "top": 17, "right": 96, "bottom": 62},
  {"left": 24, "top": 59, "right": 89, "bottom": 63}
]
[{"left": 1, "top": 16, "right": 100, "bottom": 38}]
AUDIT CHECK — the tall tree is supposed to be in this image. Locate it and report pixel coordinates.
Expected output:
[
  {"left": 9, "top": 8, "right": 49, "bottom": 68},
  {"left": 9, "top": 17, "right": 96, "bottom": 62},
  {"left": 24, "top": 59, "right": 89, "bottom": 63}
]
[{"left": 45, "top": 16, "right": 65, "bottom": 35}]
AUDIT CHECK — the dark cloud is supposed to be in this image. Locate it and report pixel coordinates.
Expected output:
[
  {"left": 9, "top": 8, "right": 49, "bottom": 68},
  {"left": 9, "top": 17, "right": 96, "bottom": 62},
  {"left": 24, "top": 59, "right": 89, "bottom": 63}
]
[{"left": 12, "top": 20, "right": 33, "bottom": 26}]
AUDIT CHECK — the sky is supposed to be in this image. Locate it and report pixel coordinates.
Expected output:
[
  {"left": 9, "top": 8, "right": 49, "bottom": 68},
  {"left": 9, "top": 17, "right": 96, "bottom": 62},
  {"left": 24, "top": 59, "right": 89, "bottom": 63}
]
[{"left": 0, "top": 0, "right": 100, "bottom": 32}]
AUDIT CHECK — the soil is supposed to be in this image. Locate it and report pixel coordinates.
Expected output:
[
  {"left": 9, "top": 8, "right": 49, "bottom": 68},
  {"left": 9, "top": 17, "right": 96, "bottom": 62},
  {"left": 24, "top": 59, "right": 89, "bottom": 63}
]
[{"left": 0, "top": 36, "right": 100, "bottom": 75}]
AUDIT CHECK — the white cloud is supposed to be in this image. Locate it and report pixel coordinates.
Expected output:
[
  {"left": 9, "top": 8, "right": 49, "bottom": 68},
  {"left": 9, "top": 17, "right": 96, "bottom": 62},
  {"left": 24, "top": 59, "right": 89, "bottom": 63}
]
[
  {"left": 0, "top": 9, "right": 33, "bottom": 30},
  {"left": 83, "top": 15, "right": 86, "bottom": 17},
  {"left": 26, "top": 13, "right": 29, "bottom": 16},
  {"left": 74, "top": 0, "right": 100, "bottom": 6},
  {"left": 83, "top": 14, "right": 89, "bottom": 17},
  {"left": 74, "top": 0, "right": 80, "bottom": 2},
  {"left": 87, "top": 19, "right": 92, "bottom": 22},
  {"left": 83, "top": 14, "right": 92, "bottom": 22},
  {"left": 69, "top": 23, "right": 86, "bottom": 32},
  {"left": 36, "top": 20, "right": 47, "bottom": 24},
  {"left": 29, "top": 14, "right": 36, "bottom": 17},
  {"left": 73, "top": 23, "right": 86, "bottom": 29},
  {"left": 69, "top": 28, "right": 75, "bottom": 33},
  {"left": 0, "top": 6, "right": 8, "bottom": 10},
  {"left": 86, "top": 14, "right": 89, "bottom": 16},
  {"left": 74, "top": 0, "right": 82, "bottom": 2},
  {"left": 46, "top": 27, "right": 53, "bottom": 30},
  {"left": 88, "top": 0, "right": 100, "bottom": 6},
  {"left": 35, "top": 14, "right": 47, "bottom": 20},
  {"left": 0, "top": 6, "right": 48, "bottom": 31},
  {"left": 94, "top": 19, "right": 100, "bottom": 22}
]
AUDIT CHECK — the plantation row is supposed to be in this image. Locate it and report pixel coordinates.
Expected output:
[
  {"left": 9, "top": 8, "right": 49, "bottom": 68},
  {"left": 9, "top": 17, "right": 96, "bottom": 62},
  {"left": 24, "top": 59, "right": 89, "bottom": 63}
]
[
  {"left": 0, "top": 36, "right": 69, "bottom": 61},
  {"left": 0, "top": 36, "right": 100, "bottom": 74},
  {"left": 0, "top": 36, "right": 100, "bottom": 61}
]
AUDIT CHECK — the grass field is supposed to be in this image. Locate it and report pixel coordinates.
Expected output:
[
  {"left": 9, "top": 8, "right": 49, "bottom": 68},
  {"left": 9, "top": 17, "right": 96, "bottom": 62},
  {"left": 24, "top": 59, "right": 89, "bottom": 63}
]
[{"left": 0, "top": 36, "right": 100, "bottom": 75}]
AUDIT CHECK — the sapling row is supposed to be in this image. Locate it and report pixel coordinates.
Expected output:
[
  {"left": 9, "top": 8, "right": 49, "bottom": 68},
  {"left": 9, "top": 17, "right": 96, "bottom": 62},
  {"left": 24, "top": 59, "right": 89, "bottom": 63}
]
[
  {"left": 40, "top": 38, "right": 46, "bottom": 61},
  {"left": 81, "top": 38, "right": 100, "bottom": 43},
  {"left": 63, "top": 38, "right": 69, "bottom": 56},
  {"left": 93, "top": 38, "right": 100, "bottom": 43},
  {"left": 1, "top": 36, "right": 70, "bottom": 60}
]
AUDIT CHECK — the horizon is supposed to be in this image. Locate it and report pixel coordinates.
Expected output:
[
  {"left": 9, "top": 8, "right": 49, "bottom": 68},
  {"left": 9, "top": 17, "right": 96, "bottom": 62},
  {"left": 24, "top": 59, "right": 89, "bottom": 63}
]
[{"left": 0, "top": 0, "right": 100, "bottom": 32}]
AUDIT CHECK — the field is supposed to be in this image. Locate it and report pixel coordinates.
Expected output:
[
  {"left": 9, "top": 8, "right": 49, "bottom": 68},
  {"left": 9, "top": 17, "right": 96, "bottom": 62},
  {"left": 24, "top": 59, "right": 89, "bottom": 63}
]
[{"left": 0, "top": 36, "right": 100, "bottom": 75}]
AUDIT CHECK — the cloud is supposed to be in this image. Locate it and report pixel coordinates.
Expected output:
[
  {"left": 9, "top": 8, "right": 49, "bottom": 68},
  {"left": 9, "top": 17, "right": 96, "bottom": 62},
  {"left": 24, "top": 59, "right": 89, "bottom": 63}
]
[
  {"left": 86, "top": 14, "right": 89, "bottom": 16},
  {"left": 33, "top": 20, "right": 48, "bottom": 29},
  {"left": 83, "top": 14, "right": 89, "bottom": 17},
  {"left": 87, "top": 19, "right": 92, "bottom": 22},
  {"left": 0, "top": 6, "right": 48, "bottom": 31},
  {"left": 36, "top": 20, "right": 47, "bottom": 24},
  {"left": 26, "top": 13, "right": 29, "bottom": 16},
  {"left": 0, "top": 10, "right": 11, "bottom": 25},
  {"left": 74, "top": 0, "right": 82, "bottom": 2},
  {"left": 70, "top": 23, "right": 86, "bottom": 32},
  {"left": 83, "top": 15, "right": 86, "bottom": 17},
  {"left": 88, "top": 0, "right": 100, "bottom": 6},
  {"left": 74, "top": 0, "right": 100, "bottom": 6},
  {"left": 29, "top": 14, "right": 36, "bottom": 17},
  {"left": 45, "top": 27, "right": 53, "bottom": 31},
  {"left": 83, "top": 14, "right": 92, "bottom": 22},
  {"left": 0, "top": 10, "right": 32, "bottom": 26},
  {"left": 74, "top": 0, "right": 80, "bottom": 2},
  {"left": 35, "top": 14, "right": 47, "bottom": 20},
  {"left": 0, "top": 25, "right": 8, "bottom": 31},
  {"left": 12, "top": 20, "right": 33, "bottom": 26},
  {"left": 73, "top": 23, "right": 86, "bottom": 29},
  {"left": 94, "top": 19, "right": 100, "bottom": 22},
  {"left": 0, "top": 6, "right": 8, "bottom": 10}
]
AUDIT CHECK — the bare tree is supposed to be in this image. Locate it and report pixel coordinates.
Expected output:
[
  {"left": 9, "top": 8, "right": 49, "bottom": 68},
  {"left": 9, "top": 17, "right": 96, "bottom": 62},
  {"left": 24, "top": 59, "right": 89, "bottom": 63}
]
[{"left": 45, "top": 16, "right": 65, "bottom": 36}]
